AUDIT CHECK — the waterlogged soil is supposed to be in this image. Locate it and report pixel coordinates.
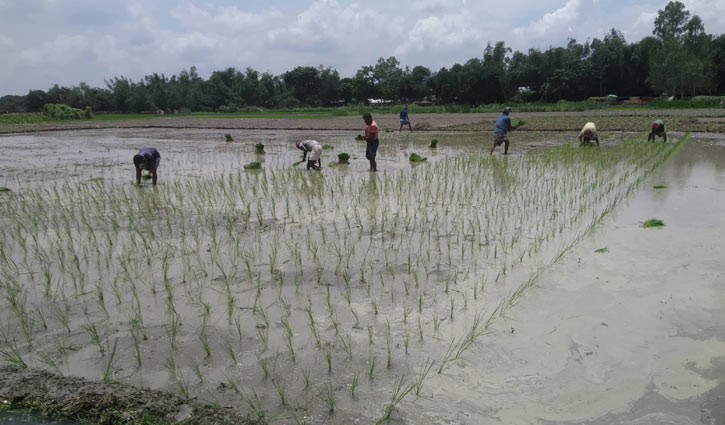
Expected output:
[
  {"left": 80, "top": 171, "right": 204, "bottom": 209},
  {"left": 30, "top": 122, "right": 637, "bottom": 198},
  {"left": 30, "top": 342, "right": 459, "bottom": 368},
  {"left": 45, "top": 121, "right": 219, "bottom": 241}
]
[
  {"left": 1, "top": 108, "right": 724, "bottom": 135},
  {"left": 0, "top": 123, "right": 723, "bottom": 425}
]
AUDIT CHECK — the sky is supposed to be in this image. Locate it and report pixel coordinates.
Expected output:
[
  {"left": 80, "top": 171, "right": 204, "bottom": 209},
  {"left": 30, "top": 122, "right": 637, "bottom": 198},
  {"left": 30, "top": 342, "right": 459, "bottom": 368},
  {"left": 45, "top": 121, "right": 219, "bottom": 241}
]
[{"left": 1, "top": 0, "right": 724, "bottom": 96}]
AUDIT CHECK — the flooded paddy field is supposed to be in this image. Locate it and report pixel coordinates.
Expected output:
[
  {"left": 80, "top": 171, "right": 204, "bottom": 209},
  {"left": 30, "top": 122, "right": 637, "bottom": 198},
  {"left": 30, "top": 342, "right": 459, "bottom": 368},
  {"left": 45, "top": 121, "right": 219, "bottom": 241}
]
[{"left": 0, "top": 124, "right": 724, "bottom": 424}]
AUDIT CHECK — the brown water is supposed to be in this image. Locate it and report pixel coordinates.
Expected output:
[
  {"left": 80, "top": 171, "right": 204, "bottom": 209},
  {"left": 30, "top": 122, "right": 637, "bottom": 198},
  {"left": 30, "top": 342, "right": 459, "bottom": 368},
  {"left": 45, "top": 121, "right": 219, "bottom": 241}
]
[{"left": 0, "top": 129, "right": 722, "bottom": 424}]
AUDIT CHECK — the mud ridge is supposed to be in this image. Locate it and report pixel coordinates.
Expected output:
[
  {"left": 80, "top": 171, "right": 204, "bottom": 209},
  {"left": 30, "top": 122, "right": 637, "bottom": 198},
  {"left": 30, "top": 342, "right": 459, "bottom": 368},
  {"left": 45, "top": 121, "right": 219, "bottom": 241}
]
[{"left": 0, "top": 367, "right": 256, "bottom": 425}]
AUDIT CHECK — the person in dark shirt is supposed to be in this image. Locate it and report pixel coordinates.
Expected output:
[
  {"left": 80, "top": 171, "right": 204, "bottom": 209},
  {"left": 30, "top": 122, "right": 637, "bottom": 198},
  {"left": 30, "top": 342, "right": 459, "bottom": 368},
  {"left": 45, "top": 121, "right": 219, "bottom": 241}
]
[
  {"left": 399, "top": 105, "right": 412, "bottom": 132},
  {"left": 133, "top": 147, "right": 161, "bottom": 185}
]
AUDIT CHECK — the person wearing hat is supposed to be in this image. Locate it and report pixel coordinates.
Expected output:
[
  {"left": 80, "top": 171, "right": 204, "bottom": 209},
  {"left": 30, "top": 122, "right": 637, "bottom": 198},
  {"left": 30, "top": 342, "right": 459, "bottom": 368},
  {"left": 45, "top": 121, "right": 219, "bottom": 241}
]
[
  {"left": 133, "top": 147, "right": 161, "bottom": 185},
  {"left": 579, "top": 122, "right": 599, "bottom": 145},
  {"left": 296, "top": 139, "right": 323, "bottom": 170},
  {"left": 648, "top": 119, "right": 667, "bottom": 142},
  {"left": 490, "top": 107, "right": 518, "bottom": 155}
]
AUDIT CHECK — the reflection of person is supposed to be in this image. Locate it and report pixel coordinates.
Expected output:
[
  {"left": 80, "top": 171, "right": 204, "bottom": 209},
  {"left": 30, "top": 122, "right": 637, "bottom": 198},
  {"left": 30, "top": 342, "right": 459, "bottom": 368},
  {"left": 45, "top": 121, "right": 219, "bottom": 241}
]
[
  {"left": 399, "top": 105, "right": 412, "bottom": 132},
  {"left": 648, "top": 119, "right": 667, "bottom": 142},
  {"left": 134, "top": 147, "right": 160, "bottom": 185},
  {"left": 363, "top": 113, "right": 379, "bottom": 171},
  {"left": 490, "top": 107, "right": 517, "bottom": 155},
  {"left": 579, "top": 122, "right": 599, "bottom": 145},
  {"left": 296, "top": 139, "right": 322, "bottom": 170}
]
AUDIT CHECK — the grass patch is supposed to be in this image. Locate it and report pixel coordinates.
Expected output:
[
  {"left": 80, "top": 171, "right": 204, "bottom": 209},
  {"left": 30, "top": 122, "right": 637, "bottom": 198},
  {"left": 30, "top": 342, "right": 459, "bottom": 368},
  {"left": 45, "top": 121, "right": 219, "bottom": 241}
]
[
  {"left": 429, "top": 139, "right": 439, "bottom": 148},
  {"left": 652, "top": 185, "right": 668, "bottom": 189},
  {"left": 328, "top": 161, "right": 339, "bottom": 167},
  {"left": 244, "top": 162, "right": 262, "bottom": 170},
  {"left": 641, "top": 218, "right": 665, "bottom": 228},
  {"left": 142, "top": 174, "right": 153, "bottom": 180},
  {"left": 0, "top": 186, "right": 11, "bottom": 192},
  {"left": 409, "top": 153, "right": 427, "bottom": 162},
  {"left": 254, "top": 143, "right": 265, "bottom": 154},
  {"left": 87, "top": 177, "right": 105, "bottom": 183},
  {"left": 594, "top": 247, "right": 608, "bottom": 253},
  {"left": 224, "top": 134, "right": 233, "bottom": 142},
  {"left": 322, "top": 144, "right": 333, "bottom": 150}
]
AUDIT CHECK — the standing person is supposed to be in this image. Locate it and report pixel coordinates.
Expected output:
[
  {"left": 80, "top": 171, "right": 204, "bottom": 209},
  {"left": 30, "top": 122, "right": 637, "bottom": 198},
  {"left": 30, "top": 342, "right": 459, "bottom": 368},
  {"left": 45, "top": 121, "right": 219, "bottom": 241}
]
[
  {"left": 648, "top": 119, "right": 667, "bottom": 142},
  {"left": 490, "top": 107, "right": 517, "bottom": 155},
  {"left": 399, "top": 105, "right": 412, "bottom": 132},
  {"left": 133, "top": 147, "right": 160, "bottom": 185},
  {"left": 578, "top": 122, "right": 599, "bottom": 145},
  {"left": 363, "top": 113, "right": 379, "bottom": 171},
  {"left": 295, "top": 139, "right": 323, "bottom": 170}
]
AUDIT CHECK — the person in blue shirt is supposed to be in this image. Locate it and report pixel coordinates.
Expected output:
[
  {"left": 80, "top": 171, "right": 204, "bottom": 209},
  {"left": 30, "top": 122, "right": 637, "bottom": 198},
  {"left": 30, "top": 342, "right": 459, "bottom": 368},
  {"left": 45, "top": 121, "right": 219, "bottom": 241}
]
[
  {"left": 490, "top": 107, "right": 519, "bottom": 155},
  {"left": 133, "top": 147, "right": 161, "bottom": 185},
  {"left": 399, "top": 105, "right": 412, "bottom": 132}
]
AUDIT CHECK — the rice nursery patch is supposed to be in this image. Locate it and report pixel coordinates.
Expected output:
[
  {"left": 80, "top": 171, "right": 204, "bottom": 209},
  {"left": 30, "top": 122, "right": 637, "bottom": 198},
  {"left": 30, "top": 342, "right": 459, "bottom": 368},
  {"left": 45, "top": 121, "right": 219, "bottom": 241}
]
[{"left": 0, "top": 136, "right": 681, "bottom": 423}]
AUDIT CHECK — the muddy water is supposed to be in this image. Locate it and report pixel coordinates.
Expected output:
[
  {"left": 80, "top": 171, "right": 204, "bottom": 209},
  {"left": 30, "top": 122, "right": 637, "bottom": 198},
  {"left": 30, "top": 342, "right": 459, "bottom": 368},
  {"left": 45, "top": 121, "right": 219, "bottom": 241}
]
[
  {"left": 402, "top": 134, "right": 725, "bottom": 424},
  {"left": 0, "top": 412, "right": 77, "bottom": 425},
  {"left": 1, "top": 128, "right": 722, "bottom": 425}
]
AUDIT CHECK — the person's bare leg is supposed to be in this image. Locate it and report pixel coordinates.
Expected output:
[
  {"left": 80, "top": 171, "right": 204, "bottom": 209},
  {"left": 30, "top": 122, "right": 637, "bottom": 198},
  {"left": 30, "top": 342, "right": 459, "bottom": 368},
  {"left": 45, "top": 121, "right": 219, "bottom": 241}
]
[
  {"left": 503, "top": 140, "right": 509, "bottom": 155},
  {"left": 136, "top": 167, "right": 142, "bottom": 185},
  {"left": 151, "top": 169, "right": 158, "bottom": 185}
]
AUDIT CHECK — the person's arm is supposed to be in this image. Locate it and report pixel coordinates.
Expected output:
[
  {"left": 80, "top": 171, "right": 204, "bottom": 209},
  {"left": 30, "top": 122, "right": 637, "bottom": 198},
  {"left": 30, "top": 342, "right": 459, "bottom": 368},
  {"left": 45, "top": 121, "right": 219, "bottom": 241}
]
[{"left": 594, "top": 136, "right": 599, "bottom": 146}]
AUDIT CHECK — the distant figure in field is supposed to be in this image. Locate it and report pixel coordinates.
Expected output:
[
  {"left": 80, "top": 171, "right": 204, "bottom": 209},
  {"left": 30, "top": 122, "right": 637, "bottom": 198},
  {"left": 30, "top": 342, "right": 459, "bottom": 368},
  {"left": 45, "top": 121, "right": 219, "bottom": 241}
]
[
  {"left": 490, "top": 107, "right": 518, "bottom": 155},
  {"left": 579, "top": 122, "right": 599, "bottom": 146},
  {"left": 133, "top": 147, "right": 160, "bottom": 185},
  {"left": 363, "top": 113, "right": 379, "bottom": 171},
  {"left": 399, "top": 105, "right": 412, "bottom": 132},
  {"left": 648, "top": 119, "right": 667, "bottom": 142},
  {"left": 296, "top": 139, "right": 323, "bottom": 170}
]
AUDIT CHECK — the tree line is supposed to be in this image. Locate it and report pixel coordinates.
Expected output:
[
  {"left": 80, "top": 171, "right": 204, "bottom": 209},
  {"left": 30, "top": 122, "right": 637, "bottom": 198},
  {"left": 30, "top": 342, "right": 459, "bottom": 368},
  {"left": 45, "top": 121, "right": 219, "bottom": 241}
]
[{"left": 1, "top": 1, "right": 723, "bottom": 114}]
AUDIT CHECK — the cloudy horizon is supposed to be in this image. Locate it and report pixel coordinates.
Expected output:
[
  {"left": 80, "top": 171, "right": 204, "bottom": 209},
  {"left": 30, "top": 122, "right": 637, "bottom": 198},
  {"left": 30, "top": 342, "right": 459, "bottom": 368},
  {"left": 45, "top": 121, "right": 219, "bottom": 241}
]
[{"left": 1, "top": 0, "right": 724, "bottom": 96}]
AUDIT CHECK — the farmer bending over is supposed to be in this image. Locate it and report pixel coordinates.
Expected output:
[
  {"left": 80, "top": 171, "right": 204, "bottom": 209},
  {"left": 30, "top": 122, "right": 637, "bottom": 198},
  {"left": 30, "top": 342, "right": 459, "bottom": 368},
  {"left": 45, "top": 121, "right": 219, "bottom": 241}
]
[
  {"left": 579, "top": 122, "right": 599, "bottom": 146},
  {"left": 296, "top": 139, "right": 323, "bottom": 170},
  {"left": 133, "top": 147, "right": 161, "bottom": 185},
  {"left": 648, "top": 119, "right": 667, "bottom": 142},
  {"left": 490, "top": 107, "right": 518, "bottom": 155},
  {"left": 363, "top": 113, "right": 379, "bottom": 171},
  {"left": 399, "top": 105, "right": 412, "bottom": 132}
]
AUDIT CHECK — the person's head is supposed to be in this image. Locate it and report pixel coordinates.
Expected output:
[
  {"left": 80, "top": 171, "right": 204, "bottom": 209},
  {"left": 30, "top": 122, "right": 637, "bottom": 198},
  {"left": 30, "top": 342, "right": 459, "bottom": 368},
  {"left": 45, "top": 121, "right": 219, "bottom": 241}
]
[
  {"left": 404, "top": 105, "right": 408, "bottom": 110},
  {"left": 295, "top": 140, "right": 302, "bottom": 149},
  {"left": 502, "top": 107, "right": 511, "bottom": 115},
  {"left": 652, "top": 122, "right": 660, "bottom": 130},
  {"left": 133, "top": 154, "right": 146, "bottom": 168},
  {"left": 363, "top": 113, "right": 373, "bottom": 125}
]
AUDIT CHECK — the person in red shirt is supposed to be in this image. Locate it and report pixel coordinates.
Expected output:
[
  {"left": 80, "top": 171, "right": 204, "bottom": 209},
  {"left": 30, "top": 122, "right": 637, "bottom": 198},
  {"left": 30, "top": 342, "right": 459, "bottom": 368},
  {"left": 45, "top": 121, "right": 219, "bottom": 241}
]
[{"left": 363, "top": 113, "right": 379, "bottom": 171}]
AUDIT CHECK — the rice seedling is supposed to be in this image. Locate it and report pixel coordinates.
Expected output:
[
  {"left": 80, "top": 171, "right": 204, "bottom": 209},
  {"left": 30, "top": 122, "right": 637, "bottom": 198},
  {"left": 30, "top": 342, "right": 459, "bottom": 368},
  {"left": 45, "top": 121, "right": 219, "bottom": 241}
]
[
  {"left": 244, "top": 161, "right": 262, "bottom": 170},
  {"left": 594, "top": 247, "right": 608, "bottom": 253},
  {"left": 641, "top": 218, "right": 665, "bottom": 228},
  {"left": 255, "top": 143, "right": 265, "bottom": 154},
  {"left": 374, "top": 375, "right": 416, "bottom": 424},
  {"left": 103, "top": 338, "right": 119, "bottom": 382},
  {"left": 337, "top": 153, "right": 350, "bottom": 164},
  {"left": 429, "top": 139, "right": 439, "bottom": 148},
  {"left": 224, "top": 134, "right": 233, "bottom": 142}
]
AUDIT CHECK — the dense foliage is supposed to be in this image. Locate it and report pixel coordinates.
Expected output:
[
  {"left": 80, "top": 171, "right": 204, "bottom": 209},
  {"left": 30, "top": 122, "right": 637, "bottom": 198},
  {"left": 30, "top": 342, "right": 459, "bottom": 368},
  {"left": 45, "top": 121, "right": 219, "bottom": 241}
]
[{"left": 0, "top": 2, "right": 722, "bottom": 114}]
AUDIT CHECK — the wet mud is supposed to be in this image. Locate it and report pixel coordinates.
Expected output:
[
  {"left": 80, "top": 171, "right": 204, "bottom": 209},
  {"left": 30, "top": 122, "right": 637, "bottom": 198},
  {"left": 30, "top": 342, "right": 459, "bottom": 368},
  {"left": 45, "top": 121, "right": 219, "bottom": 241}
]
[{"left": 0, "top": 121, "right": 723, "bottom": 425}]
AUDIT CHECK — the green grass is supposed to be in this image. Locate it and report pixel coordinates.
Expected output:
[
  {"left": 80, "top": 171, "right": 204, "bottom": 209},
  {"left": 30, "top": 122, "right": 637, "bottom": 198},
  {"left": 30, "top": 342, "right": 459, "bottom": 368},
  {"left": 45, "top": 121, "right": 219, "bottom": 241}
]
[
  {"left": 409, "top": 153, "right": 427, "bottom": 162},
  {"left": 0, "top": 186, "right": 11, "bottom": 192},
  {"left": 594, "top": 247, "right": 608, "bottom": 253},
  {"left": 243, "top": 162, "right": 262, "bottom": 170},
  {"left": 641, "top": 218, "right": 665, "bottom": 228},
  {"left": 652, "top": 185, "right": 668, "bottom": 189}
]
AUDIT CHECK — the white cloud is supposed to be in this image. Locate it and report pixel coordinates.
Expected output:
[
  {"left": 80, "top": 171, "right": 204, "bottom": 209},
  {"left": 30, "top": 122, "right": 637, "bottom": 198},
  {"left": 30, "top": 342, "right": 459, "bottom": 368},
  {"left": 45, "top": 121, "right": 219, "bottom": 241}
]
[
  {"left": 514, "top": 0, "right": 582, "bottom": 40},
  {"left": 1, "top": 0, "right": 725, "bottom": 95}
]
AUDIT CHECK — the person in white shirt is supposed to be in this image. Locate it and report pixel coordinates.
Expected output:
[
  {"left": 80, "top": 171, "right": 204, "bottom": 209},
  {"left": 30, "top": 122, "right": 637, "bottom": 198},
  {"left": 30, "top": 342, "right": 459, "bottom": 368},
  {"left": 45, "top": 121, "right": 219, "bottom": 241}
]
[{"left": 296, "top": 139, "right": 323, "bottom": 170}]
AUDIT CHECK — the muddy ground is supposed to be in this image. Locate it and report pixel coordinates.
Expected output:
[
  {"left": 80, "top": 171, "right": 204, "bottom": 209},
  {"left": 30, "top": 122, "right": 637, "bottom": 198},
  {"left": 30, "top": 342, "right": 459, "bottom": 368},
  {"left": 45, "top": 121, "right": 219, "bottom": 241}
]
[
  {"left": 1, "top": 109, "right": 725, "bottom": 135},
  {"left": 0, "top": 113, "right": 724, "bottom": 425}
]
